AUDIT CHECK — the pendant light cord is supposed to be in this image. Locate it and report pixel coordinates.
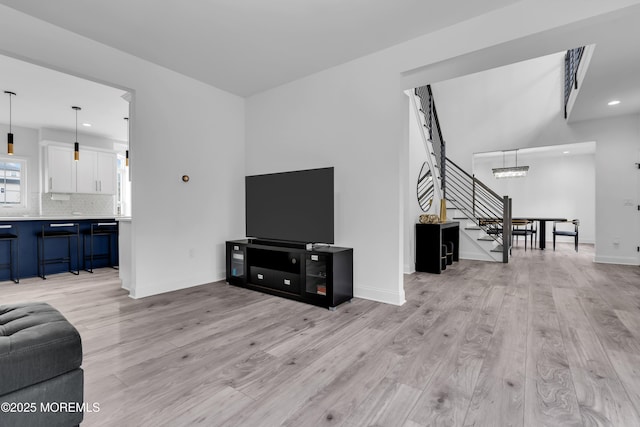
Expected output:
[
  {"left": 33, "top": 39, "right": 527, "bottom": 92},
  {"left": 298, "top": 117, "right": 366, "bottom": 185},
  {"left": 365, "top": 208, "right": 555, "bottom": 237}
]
[{"left": 8, "top": 93, "right": 12, "bottom": 133}]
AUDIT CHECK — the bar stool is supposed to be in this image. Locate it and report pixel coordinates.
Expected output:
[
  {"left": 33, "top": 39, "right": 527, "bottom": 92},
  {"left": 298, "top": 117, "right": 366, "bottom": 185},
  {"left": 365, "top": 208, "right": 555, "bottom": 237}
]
[
  {"left": 83, "top": 222, "right": 118, "bottom": 273},
  {"left": 37, "top": 223, "right": 80, "bottom": 279},
  {"left": 0, "top": 224, "right": 19, "bottom": 283}
]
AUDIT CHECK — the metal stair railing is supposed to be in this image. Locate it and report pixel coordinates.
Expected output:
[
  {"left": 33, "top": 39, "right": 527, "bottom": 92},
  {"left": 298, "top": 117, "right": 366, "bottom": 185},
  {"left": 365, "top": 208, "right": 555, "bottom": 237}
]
[
  {"left": 415, "top": 85, "right": 446, "bottom": 197},
  {"left": 445, "top": 158, "right": 511, "bottom": 263},
  {"left": 564, "top": 46, "right": 585, "bottom": 119},
  {"left": 411, "top": 84, "right": 511, "bottom": 262},
  {"left": 411, "top": 87, "right": 443, "bottom": 204}
]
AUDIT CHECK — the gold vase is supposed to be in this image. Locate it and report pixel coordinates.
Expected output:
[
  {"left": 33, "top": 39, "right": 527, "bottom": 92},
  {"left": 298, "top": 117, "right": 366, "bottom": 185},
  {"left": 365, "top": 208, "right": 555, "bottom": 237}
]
[{"left": 439, "top": 199, "right": 447, "bottom": 223}]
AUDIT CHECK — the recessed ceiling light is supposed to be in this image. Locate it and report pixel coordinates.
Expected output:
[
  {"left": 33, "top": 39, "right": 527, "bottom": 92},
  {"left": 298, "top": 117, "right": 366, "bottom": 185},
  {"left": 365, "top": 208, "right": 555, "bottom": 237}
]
[
  {"left": 607, "top": 100, "right": 621, "bottom": 106},
  {"left": 562, "top": 151, "right": 570, "bottom": 154},
  {"left": 82, "top": 123, "right": 92, "bottom": 127}
]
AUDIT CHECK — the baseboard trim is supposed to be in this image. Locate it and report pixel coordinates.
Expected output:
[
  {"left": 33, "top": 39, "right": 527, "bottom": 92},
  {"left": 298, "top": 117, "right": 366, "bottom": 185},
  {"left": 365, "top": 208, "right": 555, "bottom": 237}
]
[
  {"left": 594, "top": 255, "right": 638, "bottom": 266},
  {"left": 403, "top": 263, "right": 415, "bottom": 275},
  {"left": 130, "top": 274, "right": 226, "bottom": 299},
  {"left": 354, "top": 285, "right": 405, "bottom": 306},
  {"left": 459, "top": 251, "right": 499, "bottom": 262}
]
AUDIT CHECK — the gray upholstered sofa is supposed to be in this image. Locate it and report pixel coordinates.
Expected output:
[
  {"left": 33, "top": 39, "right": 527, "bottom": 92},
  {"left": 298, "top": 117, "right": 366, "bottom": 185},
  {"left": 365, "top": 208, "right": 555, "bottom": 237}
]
[{"left": 0, "top": 302, "right": 84, "bottom": 427}]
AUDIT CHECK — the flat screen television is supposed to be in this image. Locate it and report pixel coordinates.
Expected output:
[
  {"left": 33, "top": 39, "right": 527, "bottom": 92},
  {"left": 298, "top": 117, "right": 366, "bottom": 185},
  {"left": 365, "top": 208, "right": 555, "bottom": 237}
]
[{"left": 245, "top": 167, "right": 334, "bottom": 244}]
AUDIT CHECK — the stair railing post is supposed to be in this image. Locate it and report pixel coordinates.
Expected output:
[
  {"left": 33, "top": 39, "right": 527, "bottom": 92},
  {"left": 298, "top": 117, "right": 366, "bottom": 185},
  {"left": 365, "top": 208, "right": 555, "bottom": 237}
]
[
  {"left": 441, "top": 140, "right": 446, "bottom": 200},
  {"left": 502, "top": 196, "right": 511, "bottom": 263},
  {"left": 472, "top": 176, "right": 476, "bottom": 217}
]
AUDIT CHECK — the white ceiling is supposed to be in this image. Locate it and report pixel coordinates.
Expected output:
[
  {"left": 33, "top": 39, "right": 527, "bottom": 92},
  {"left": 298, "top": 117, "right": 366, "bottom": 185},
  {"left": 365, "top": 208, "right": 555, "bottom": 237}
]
[
  {"left": 0, "top": 1, "right": 638, "bottom": 141},
  {"left": 567, "top": 11, "right": 640, "bottom": 122},
  {"left": 0, "top": 0, "right": 519, "bottom": 97},
  {"left": 0, "top": 54, "right": 129, "bottom": 141}
]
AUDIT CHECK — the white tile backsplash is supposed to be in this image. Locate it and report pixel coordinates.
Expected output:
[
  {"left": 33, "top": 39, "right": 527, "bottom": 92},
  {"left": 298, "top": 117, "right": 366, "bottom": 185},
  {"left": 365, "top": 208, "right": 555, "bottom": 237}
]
[{"left": 41, "top": 193, "right": 116, "bottom": 216}]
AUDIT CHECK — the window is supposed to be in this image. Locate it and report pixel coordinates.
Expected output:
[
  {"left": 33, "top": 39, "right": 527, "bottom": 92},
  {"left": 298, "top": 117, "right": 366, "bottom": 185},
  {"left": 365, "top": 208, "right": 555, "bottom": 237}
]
[
  {"left": 0, "top": 158, "right": 26, "bottom": 208},
  {"left": 116, "top": 155, "right": 130, "bottom": 216}
]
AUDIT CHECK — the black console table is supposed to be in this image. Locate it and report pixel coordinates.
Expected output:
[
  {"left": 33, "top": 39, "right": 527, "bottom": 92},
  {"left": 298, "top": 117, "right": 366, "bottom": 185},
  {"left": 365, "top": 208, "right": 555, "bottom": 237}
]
[
  {"left": 226, "top": 240, "right": 353, "bottom": 310},
  {"left": 415, "top": 222, "right": 460, "bottom": 274}
]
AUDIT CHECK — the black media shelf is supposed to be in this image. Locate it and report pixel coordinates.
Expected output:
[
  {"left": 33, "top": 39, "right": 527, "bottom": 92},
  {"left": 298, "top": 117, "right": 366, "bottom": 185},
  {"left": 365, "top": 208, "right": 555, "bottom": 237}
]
[{"left": 225, "top": 240, "right": 353, "bottom": 310}]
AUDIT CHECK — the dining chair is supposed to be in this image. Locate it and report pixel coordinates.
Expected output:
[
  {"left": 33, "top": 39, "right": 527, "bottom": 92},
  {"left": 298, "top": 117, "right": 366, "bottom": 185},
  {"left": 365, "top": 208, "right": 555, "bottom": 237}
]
[
  {"left": 553, "top": 219, "right": 579, "bottom": 252},
  {"left": 512, "top": 219, "right": 534, "bottom": 251}
]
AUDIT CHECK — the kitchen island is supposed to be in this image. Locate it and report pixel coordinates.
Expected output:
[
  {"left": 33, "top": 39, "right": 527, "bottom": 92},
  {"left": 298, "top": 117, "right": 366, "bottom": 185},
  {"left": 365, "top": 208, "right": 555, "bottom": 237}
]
[{"left": 0, "top": 216, "right": 126, "bottom": 282}]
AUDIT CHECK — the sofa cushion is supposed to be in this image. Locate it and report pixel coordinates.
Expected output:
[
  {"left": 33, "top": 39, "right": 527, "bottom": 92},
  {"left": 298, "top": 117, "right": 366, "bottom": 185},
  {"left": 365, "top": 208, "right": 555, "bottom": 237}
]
[{"left": 0, "top": 302, "right": 82, "bottom": 396}]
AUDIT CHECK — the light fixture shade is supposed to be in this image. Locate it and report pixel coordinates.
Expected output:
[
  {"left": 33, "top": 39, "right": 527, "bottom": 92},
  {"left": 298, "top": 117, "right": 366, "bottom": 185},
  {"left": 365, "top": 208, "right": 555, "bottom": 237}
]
[
  {"left": 72, "top": 106, "right": 81, "bottom": 161},
  {"left": 492, "top": 165, "right": 529, "bottom": 178},
  {"left": 5, "top": 91, "right": 16, "bottom": 155},
  {"left": 124, "top": 117, "right": 129, "bottom": 167}
]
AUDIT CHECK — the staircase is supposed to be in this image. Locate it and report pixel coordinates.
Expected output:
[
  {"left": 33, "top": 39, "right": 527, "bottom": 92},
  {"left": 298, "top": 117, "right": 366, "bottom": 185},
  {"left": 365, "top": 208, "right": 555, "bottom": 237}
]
[{"left": 410, "top": 85, "right": 511, "bottom": 263}]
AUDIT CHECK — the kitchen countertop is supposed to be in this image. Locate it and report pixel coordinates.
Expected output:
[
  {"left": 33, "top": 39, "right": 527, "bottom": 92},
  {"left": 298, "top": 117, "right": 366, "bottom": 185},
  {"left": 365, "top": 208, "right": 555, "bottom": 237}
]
[{"left": 0, "top": 215, "right": 131, "bottom": 221}]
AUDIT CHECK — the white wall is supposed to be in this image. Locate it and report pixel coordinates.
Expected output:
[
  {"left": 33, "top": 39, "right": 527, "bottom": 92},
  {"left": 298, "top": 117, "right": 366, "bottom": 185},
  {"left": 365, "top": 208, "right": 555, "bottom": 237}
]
[
  {"left": 474, "top": 150, "right": 596, "bottom": 243},
  {"left": 246, "top": 58, "right": 407, "bottom": 305},
  {"left": 40, "top": 128, "right": 122, "bottom": 151},
  {"left": 432, "top": 52, "right": 567, "bottom": 172},
  {"left": 0, "top": 5, "right": 246, "bottom": 297},
  {"left": 580, "top": 115, "right": 639, "bottom": 264}
]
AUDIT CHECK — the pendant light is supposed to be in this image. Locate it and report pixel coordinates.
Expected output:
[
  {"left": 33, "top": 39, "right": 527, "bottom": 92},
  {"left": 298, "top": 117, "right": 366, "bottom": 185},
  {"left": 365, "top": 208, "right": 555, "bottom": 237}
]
[
  {"left": 492, "top": 149, "right": 529, "bottom": 178},
  {"left": 124, "top": 117, "right": 129, "bottom": 167},
  {"left": 72, "top": 106, "right": 81, "bottom": 161},
  {"left": 4, "top": 91, "right": 16, "bottom": 155}
]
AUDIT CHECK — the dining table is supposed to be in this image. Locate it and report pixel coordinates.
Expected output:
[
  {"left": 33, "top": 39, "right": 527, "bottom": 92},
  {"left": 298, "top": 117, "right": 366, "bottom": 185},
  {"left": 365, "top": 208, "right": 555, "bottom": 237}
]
[{"left": 513, "top": 217, "right": 567, "bottom": 250}]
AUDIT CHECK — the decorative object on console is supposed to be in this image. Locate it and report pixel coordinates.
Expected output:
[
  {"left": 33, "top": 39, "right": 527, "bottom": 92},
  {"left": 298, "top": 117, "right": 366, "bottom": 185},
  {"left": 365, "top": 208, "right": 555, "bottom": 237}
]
[
  {"left": 72, "top": 106, "right": 81, "bottom": 161},
  {"left": 4, "top": 91, "right": 16, "bottom": 155},
  {"left": 419, "top": 214, "right": 439, "bottom": 224},
  {"left": 439, "top": 199, "right": 447, "bottom": 223}
]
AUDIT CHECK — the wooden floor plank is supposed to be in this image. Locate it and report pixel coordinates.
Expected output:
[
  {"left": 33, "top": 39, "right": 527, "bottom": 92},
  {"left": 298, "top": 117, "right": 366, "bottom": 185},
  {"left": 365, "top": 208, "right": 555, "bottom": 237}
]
[
  {"left": 406, "top": 286, "right": 503, "bottom": 426},
  {"left": 525, "top": 287, "right": 582, "bottom": 427},
  {"left": 553, "top": 290, "right": 640, "bottom": 426},
  {"left": 462, "top": 290, "right": 528, "bottom": 427}
]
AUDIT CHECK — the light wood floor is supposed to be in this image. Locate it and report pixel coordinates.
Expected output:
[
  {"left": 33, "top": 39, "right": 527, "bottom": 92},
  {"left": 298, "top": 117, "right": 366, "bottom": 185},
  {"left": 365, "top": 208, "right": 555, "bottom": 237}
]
[{"left": 2, "top": 243, "right": 640, "bottom": 426}]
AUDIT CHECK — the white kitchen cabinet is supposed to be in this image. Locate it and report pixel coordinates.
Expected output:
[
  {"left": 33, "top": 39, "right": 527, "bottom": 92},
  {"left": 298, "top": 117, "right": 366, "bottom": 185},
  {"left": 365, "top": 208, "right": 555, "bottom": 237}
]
[
  {"left": 46, "top": 145, "right": 76, "bottom": 193},
  {"left": 76, "top": 149, "right": 98, "bottom": 193},
  {"left": 44, "top": 143, "right": 117, "bottom": 194},
  {"left": 96, "top": 152, "right": 117, "bottom": 194},
  {"left": 76, "top": 149, "right": 117, "bottom": 194}
]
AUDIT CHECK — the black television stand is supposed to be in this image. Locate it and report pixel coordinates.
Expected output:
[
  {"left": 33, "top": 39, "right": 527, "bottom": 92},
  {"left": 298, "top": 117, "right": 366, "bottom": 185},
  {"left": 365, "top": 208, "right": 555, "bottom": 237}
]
[
  {"left": 249, "top": 239, "right": 309, "bottom": 249},
  {"left": 226, "top": 239, "right": 353, "bottom": 310}
]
